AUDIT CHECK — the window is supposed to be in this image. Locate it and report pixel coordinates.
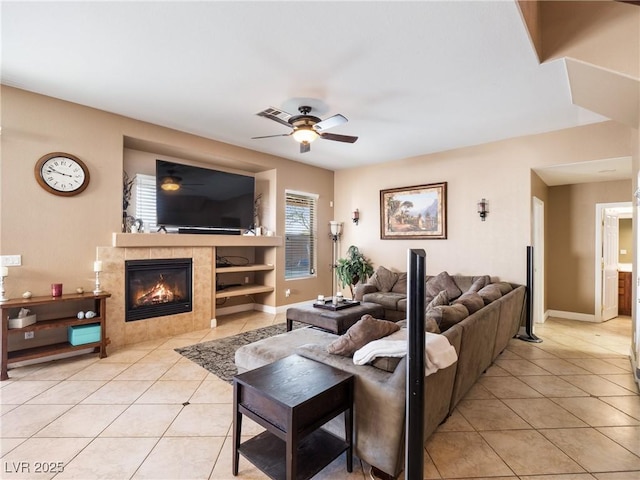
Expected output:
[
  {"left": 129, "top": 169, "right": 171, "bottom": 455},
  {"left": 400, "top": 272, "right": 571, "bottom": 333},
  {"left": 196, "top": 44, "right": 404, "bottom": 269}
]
[
  {"left": 285, "top": 190, "right": 318, "bottom": 279},
  {"left": 131, "top": 173, "right": 157, "bottom": 232}
]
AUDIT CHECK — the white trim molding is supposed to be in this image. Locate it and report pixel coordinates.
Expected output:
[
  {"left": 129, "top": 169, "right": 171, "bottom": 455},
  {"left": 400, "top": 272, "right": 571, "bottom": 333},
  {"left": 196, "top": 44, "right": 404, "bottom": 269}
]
[{"left": 546, "top": 310, "right": 597, "bottom": 323}]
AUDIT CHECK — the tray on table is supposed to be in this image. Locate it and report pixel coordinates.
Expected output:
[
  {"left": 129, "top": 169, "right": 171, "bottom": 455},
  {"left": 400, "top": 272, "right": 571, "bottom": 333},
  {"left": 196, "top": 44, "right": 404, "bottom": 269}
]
[{"left": 313, "top": 299, "right": 360, "bottom": 311}]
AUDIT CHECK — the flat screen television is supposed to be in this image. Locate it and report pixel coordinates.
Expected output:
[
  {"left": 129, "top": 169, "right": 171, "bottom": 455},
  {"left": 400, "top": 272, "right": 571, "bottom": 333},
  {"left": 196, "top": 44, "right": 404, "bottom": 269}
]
[{"left": 156, "top": 160, "right": 255, "bottom": 232}]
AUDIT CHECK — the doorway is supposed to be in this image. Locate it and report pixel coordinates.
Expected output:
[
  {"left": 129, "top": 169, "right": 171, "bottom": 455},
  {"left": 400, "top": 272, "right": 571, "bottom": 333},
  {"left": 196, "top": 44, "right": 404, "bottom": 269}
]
[{"left": 595, "top": 202, "right": 633, "bottom": 322}]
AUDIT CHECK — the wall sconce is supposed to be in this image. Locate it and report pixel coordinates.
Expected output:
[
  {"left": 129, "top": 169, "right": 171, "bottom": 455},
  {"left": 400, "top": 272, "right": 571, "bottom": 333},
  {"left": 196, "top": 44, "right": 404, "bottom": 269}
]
[
  {"left": 477, "top": 198, "right": 488, "bottom": 221},
  {"left": 329, "top": 221, "right": 343, "bottom": 242},
  {"left": 352, "top": 209, "right": 360, "bottom": 225}
]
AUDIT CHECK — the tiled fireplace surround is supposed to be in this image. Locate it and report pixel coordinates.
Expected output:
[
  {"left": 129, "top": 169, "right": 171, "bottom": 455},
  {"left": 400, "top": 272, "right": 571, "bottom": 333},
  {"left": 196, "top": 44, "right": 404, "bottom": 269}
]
[{"left": 97, "top": 246, "right": 214, "bottom": 350}]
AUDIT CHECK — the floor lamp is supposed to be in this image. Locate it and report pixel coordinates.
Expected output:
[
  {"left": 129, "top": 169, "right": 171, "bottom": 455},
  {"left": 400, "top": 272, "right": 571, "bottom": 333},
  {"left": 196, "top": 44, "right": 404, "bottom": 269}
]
[{"left": 330, "top": 221, "right": 343, "bottom": 296}]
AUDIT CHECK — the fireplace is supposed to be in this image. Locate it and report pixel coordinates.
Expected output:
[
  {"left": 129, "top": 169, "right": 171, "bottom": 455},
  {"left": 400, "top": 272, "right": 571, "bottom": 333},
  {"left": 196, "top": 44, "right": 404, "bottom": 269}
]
[{"left": 125, "top": 258, "right": 193, "bottom": 322}]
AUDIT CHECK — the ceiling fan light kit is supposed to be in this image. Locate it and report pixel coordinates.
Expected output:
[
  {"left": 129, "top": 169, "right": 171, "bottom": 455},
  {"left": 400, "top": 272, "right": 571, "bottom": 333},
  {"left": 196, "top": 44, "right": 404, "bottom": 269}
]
[
  {"left": 292, "top": 127, "right": 318, "bottom": 144},
  {"left": 253, "top": 105, "right": 358, "bottom": 153},
  {"left": 160, "top": 176, "right": 181, "bottom": 191}
]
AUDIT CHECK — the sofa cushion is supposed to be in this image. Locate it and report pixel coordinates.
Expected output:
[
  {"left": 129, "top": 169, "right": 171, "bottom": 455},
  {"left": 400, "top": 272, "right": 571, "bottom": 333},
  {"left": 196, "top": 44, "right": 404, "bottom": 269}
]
[
  {"left": 477, "top": 283, "right": 503, "bottom": 304},
  {"left": 496, "top": 281, "right": 513, "bottom": 295},
  {"left": 391, "top": 272, "right": 408, "bottom": 294},
  {"left": 426, "top": 303, "right": 469, "bottom": 331},
  {"left": 425, "top": 271, "right": 462, "bottom": 303},
  {"left": 371, "top": 355, "right": 402, "bottom": 373},
  {"left": 362, "top": 292, "right": 405, "bottom": 310},
  {"left": 453, "top": 292, "right": 485, "bottom": 314},
  {"left": 327, "top": 314, "right": 400, "bottom": 356},
  {"left": 393, "top": 317, "right": 439, "bottom": 333},
  {"left": 371, "top": 266, "right": 399, "bottom": 293},
  {"left": 397, "top": 298, "right": 407, "bottom": 313},
  {"left": 468, "top": 275, "right": 491, "bottom": 293}
]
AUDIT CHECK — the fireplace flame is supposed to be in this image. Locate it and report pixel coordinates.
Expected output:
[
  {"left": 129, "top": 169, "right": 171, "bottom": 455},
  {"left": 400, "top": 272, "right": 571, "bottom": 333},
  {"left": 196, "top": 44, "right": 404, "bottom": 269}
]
[{"left": 136, "top": 275, "right": 178, "bottom": 305}]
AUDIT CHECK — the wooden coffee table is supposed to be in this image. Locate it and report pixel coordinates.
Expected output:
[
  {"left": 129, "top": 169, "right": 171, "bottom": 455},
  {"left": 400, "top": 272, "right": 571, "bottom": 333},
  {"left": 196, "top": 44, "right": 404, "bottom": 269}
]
[
  {"left": 286, "top": 301, "right": 385, "bottom": 334},
  {"left": 232, "top": 354, "right": 354, "bottom": 480}
]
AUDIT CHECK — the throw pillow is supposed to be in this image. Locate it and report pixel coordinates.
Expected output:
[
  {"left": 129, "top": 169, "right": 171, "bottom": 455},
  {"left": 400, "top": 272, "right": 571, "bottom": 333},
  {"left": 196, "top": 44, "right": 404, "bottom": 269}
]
[
  {"left": 427, "top": 290, "right": 449, "bottom": 310},
  {"left": 391, "top": 272, "right": 408, "bottom": 294},
  {"left": 327, "top": 314, "right": 400, "bottom": 356},
  {"left": 372, "top": 266, "right": 399, "bottom": 293},
  {"left": 477, "top": 283, "right": 503, "bottom": 304},
  {"left": 468, "top": 275, "right": 491, "bottom": 293},
  {"left": 453, "top": 292, "right": 485, "bottom": 314},
  {"left": 425, "top": 271, "right": 462, "bottom": 303},
  {"left": 426, "top": 304, "right": 469, "bottom": 331}
]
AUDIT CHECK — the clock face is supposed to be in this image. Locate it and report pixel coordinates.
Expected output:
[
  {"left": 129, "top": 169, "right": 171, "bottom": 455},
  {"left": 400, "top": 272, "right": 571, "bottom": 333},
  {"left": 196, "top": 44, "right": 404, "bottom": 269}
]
[{"left": 35, "top": 153, "right": 90, "bottom": 196}]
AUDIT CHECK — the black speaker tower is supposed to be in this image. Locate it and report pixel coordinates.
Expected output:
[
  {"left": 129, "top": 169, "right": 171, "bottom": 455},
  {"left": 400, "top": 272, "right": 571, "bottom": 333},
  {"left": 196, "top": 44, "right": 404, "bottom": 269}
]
[
  {"left": 518, "top": 245, "right": 542, "bottom": 343},
  {"left": 406, "top": 249, "right": 426, "bottom": 479}
]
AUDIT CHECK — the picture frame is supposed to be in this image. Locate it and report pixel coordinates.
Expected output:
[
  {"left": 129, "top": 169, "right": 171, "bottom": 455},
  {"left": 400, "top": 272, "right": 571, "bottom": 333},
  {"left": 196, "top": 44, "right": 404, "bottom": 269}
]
[{"left": 380, "top": 182, "right": 447, "bottom": 239}]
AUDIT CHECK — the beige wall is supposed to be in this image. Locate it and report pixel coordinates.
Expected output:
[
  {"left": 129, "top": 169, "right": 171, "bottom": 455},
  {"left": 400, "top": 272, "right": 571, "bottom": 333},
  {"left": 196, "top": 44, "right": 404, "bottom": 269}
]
[
  {"left": 619, "top": 218, "right": 632, "bottom": 264},
  {"left": 0, "top": 86, "right": 334, "bottom": 307},
  {"left": 334, "top": 121, "right": 633, "bottom": 289},
  {"left": 546, "top": 180, "right": 632, "bottom": 315}
]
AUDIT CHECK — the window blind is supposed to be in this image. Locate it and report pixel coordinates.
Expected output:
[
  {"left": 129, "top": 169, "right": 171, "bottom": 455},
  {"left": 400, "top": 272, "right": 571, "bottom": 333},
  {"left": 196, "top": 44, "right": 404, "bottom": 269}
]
[
  {"left": 285, "top": 191, "right": 318, "bottom": 279},
  {"left": 131, "top": 174, "right": 157, "bottom": 232}
]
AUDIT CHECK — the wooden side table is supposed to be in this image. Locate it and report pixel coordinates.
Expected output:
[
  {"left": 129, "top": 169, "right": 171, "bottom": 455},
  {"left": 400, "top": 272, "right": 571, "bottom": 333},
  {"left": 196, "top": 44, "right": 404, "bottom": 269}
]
[{"left": 233, "top": 354, "right": 354, "bottom": 480}]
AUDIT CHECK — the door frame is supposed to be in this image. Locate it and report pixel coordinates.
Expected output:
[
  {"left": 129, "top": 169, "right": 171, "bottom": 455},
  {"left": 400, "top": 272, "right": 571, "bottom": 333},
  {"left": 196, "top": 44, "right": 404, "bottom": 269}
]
[
  {"left": 532, "top": 197, "right": 545, "bottom": 323},
  {"left": 595, "top": 201, "right": 632, "bottom": 322}
]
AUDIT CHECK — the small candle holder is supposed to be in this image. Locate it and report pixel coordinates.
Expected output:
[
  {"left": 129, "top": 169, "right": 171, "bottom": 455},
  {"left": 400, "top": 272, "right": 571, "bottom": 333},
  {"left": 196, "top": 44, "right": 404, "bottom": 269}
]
[
  {"left": 93, "top": 271, "right": 102, "bottom": 295},
  {"left": 93, "top": 261, "right": 103, "bottom": 295}
]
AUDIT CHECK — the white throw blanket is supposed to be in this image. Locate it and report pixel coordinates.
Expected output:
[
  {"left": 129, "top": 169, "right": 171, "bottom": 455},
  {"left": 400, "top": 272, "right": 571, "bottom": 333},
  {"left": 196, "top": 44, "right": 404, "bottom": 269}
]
[{"left": 352, "top": 328, "right": 457, "bottom": 375}]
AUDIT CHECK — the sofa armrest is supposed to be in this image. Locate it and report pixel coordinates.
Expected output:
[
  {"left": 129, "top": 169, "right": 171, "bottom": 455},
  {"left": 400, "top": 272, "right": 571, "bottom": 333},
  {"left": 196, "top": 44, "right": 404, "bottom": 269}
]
[{"left": 354, "top": 283, "right": 379, "bottom": 301}]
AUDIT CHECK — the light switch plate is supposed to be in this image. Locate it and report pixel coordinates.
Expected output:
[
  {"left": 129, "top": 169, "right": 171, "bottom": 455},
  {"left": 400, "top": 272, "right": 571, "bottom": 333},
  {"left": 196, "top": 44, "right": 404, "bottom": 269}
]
[{"left": 1, "top": 255, "right": 21, "bottom": 266}]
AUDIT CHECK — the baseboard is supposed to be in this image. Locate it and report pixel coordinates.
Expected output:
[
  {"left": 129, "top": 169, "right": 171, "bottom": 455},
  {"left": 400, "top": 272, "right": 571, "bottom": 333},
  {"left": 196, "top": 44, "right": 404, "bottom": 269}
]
[
  {"left": 546, "top": 310, "right": 597, "bottom": 322},
  {"left": 215, "top": 303, "right": 256, "bottom": 317},
  {"left": 274, "top": 299, "right": 316, "bottom": 314}
]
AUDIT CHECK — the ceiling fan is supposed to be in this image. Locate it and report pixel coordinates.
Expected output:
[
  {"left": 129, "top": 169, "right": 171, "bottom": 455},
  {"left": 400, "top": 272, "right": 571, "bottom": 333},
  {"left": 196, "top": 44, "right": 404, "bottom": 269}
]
[{"left": 252, "top": 106, "right": 358, "bottom": 153}]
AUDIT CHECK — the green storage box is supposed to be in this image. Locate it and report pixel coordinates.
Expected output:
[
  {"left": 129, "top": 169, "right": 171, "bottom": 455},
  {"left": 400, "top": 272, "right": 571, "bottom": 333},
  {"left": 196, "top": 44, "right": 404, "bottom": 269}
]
[{"left": 68, "top": 323, "right": 101, "bottom": 346}]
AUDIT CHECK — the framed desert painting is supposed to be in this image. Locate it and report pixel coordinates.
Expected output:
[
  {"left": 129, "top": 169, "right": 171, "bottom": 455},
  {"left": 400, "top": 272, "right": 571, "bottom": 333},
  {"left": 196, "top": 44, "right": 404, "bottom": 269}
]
[{"left": 380, "top": 182, "right": 447, "bottom": 239}]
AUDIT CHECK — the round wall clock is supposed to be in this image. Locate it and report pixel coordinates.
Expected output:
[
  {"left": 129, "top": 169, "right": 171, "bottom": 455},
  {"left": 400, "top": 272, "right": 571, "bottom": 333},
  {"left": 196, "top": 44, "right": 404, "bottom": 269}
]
[{"left": 34, "top": 152, "right": 90, "bottom": 196}]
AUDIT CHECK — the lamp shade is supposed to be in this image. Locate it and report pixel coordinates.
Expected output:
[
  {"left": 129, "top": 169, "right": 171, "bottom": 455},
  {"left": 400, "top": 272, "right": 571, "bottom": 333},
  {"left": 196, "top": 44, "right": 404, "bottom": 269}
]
[{"left": 329, "top": 221, "right": 342, "bottom": 236}]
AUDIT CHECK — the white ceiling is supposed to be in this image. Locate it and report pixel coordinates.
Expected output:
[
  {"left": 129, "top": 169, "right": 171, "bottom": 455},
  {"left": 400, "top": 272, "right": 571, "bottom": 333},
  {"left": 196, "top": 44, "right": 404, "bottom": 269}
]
[{"left": 2, "top": 1, "right": 613, "bottom": 176}]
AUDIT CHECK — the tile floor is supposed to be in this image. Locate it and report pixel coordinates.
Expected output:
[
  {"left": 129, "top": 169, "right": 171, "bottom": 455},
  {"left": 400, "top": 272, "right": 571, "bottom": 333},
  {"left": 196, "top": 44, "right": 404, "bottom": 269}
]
[{"left": 0, "top": 313, "right": 638, "bottom": 480}]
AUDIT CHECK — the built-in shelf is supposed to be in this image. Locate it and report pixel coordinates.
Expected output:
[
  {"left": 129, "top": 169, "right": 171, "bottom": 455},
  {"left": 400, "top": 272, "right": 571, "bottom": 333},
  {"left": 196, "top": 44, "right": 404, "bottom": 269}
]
[
  {"left": 112, "top": 233, "right": 282, "bottom": 248},
  {"left": 215, "top": 284, "right": 274, "bottom": 299},
  {"left": 216, "top": 264, "right": 274, "bottom": 273}
]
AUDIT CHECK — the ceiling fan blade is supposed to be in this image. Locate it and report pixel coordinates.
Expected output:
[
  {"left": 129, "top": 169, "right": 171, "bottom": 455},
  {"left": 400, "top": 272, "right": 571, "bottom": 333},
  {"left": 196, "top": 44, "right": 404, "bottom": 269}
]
[
  {"left": 256, "top": 107, "right": 293, "bottom": 128},
  {"left": 314, "top": 113, "right": 347, "bottom": 132},
  {"left": 319, "top": 132, "right": 358, "bottom": 143},
  {"left": 300, "top": 142, "right": 311, "bottom": 154},
  {"left": 251, "top": 133, "right": 291, "bottom": 139}
]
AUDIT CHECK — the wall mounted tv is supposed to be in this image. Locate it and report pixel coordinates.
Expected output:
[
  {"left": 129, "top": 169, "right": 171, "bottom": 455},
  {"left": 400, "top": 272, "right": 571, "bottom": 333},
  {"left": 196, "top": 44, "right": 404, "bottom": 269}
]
[{"left": 156, "top": 160, "right": 255, "bottom": 233}]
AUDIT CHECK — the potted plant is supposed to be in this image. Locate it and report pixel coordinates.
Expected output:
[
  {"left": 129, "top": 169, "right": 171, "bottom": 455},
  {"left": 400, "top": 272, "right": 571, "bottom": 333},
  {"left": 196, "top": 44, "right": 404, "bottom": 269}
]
[{"left": 335, "top": 245, "right": 374, "bottom": 298}]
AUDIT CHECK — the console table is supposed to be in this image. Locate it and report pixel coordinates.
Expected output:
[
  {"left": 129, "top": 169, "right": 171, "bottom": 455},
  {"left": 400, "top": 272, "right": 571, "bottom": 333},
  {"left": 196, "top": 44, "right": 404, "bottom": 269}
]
[
  {"left": 233, "top": 354, "right": 354, "bottom": 480},
  {"left": 0, "top": 292, "right": 111, "bottom": 380}
]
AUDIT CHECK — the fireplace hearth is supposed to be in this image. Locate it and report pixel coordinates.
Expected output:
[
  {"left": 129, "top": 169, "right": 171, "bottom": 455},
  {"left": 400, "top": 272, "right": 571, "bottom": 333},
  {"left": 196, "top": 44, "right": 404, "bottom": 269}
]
[{"left": 125, "top": 258, "right": 192, "bottom": 321}]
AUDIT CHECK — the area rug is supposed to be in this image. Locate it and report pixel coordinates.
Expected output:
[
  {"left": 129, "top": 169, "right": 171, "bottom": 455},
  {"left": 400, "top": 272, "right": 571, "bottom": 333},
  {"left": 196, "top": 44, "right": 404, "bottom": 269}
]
[{"left": 175, "top": 323, "right": 290, "bottom": 383}]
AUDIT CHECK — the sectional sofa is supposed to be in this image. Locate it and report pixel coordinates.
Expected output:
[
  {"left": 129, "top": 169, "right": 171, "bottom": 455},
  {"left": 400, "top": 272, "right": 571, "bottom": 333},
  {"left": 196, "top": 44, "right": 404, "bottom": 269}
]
[{"left": 234, "top": 270, "right": 526, "bottom": 479}]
